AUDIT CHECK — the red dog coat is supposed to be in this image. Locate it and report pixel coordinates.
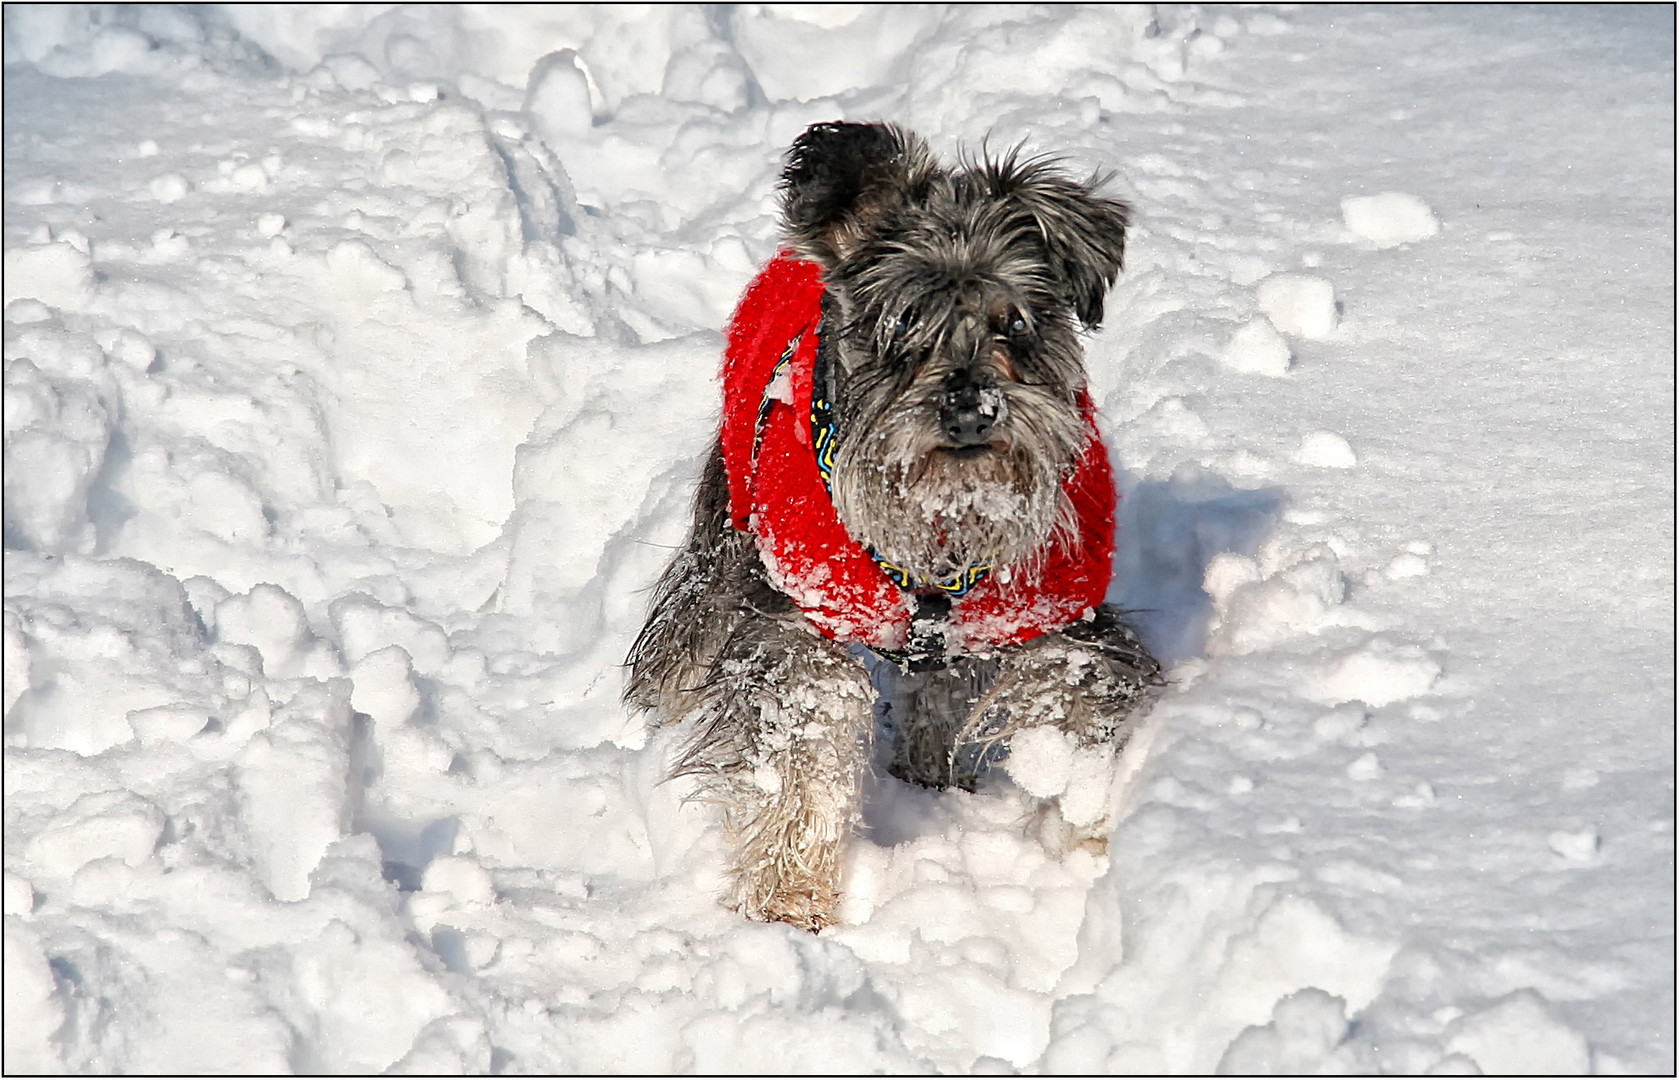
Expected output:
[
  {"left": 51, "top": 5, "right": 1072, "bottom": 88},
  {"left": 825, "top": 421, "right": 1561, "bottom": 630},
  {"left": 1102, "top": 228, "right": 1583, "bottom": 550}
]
[{"left": 720, "top": 253, "right": 1116, "bottom": 656}]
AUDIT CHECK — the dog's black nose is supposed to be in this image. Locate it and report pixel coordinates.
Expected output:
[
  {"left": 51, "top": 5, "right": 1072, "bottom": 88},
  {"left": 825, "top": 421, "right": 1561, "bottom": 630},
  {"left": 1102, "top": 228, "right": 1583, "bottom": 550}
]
[{"left": 939, "top": 369, "right": 1004, "bottom": 446}]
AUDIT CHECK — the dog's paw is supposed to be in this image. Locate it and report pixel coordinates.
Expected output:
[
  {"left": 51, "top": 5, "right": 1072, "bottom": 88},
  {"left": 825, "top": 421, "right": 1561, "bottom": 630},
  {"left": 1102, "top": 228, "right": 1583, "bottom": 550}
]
[
  {"left": 975, "top": 607, "right": 1161, "bottom": 747},
  {"left": 972, "top": 651, "right": 1140, "bottom": 749},
  {"left": 741, "top": 886, "right": 839, "bottom": 934},
  {"left": 1029, "top": 797, "right": 1112, "bottom": 859}
]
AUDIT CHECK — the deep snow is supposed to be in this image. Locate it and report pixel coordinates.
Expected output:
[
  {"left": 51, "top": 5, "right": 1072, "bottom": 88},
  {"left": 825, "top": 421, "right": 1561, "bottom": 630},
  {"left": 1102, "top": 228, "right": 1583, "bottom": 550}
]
[{"left": 3, "top": 4, "right": 1673, "bottom": 1074}]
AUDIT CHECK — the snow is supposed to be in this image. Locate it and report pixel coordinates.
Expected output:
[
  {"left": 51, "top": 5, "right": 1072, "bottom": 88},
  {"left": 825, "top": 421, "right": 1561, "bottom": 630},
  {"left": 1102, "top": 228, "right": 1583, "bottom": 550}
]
[
  {"left": 3, "top": 4, "right": 1673, "bottom": 1075},
  {"left": 1257, "top": 271, "right": 1339, "bottom": 339},
  {"left": 1003, "top": 726, "right": 1079, "bottom": 799},
  {"left": 1442, "top": 989, "right": 1594, "bottom": 1077},
  {"left": 1220, "top": 316, "right": 1293, "bottom": 376},
  {"left": 1217, "top": 987, "right": 1362, "bottom": 1074},
  {"left": 1342, "top": 191, "right": 1441, "bottom": 249},
  {"left": 1295, "top": 429, "right": 1359, "bottom": 468}
]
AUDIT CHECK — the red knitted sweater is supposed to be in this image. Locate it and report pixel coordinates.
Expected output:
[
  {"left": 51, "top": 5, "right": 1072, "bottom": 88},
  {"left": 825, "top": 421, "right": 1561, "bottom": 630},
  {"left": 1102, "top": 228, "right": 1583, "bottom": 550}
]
[{"left": 720, "top": 253, "right": 1116, "bottom": 655}]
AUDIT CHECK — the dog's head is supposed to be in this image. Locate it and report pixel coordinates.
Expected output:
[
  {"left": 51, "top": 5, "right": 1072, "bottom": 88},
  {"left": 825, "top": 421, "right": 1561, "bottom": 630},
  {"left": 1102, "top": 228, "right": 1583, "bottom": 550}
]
[{"left": 778, "top": 121, "right": 1130, "bottom": 582}]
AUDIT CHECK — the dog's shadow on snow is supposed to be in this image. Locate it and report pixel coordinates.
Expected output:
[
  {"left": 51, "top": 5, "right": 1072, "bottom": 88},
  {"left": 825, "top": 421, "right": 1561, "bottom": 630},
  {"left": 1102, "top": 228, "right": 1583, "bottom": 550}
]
[
  {"left": 860, "top": 466, "right": 1283, "bottom": 847},
  {"left": 1110, "top": 466, "right": 1285, "bottom": 668}
]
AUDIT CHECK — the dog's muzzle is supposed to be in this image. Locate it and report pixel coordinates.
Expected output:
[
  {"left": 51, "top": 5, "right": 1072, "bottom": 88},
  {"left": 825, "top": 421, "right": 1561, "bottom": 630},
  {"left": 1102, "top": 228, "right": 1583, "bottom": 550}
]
[{"left": 939, "top": 369, "right": 1007, "bottom": 447}]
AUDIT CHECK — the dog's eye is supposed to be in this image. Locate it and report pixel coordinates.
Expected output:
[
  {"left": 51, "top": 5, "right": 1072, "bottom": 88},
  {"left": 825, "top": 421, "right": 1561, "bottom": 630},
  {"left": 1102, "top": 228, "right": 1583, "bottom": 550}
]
[
  {"left": 1006, "top": 311, "right": 1030, "bottom": 339},
  {"left": 888, "top": 310, "right": 914, "bottom": 344}
]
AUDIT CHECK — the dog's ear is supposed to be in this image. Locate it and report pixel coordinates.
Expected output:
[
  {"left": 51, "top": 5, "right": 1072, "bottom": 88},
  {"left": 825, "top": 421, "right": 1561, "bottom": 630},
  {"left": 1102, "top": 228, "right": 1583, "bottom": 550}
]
[
  {"left": 991, "top": 160, "right": 1130, "bottom": 329},
  {"left": 779, "top": 122, "right": 934, "bottom": 268}
]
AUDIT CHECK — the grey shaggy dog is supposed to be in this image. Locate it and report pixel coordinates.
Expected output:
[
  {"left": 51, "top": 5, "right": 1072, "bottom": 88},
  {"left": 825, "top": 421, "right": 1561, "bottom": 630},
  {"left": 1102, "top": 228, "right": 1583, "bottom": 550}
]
[{"left": 625, "top": 122, "right": 1160, "bottom": 931}]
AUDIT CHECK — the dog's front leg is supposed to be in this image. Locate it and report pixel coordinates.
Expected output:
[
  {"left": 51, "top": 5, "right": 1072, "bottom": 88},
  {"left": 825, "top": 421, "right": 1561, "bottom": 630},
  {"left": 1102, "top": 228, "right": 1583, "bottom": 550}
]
[
  {"left": 955, "top": 605, "right": 1160, "bottom": 841},
  {"left": 954, "top": 610, "right": 1158, "bottom": 847},
  {"left": 968, "top": 604, "right": 1160, "bottom": 749},
  {"left": 674, "top": 606, "right": 873, "bottom": 931}
]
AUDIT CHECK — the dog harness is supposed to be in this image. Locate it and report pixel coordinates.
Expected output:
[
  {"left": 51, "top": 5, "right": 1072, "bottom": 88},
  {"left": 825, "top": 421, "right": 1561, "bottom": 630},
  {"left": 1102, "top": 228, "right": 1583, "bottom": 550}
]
[{"left": 721, "top": 252, "right": 1117, "bottom": 662}]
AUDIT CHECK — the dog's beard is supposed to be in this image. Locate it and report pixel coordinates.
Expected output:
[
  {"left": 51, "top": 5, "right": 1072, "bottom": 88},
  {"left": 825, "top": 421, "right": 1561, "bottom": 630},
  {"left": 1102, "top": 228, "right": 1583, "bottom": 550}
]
[{"left": 829, "top": 380, "right": 1086, "bottom": 581}]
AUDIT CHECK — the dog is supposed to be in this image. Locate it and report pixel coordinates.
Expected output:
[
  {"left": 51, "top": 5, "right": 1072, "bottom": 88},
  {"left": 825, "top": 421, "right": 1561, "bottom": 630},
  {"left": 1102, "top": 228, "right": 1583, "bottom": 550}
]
[{"left": 625, "top": 121, "right": 1160, "bottom": 931}]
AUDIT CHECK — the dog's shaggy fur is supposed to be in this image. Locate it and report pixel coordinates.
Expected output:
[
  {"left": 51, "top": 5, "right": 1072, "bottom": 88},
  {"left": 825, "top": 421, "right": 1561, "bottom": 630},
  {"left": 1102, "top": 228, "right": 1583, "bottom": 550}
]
[{"left": 626, "top": 122, "right": 1160, "bottom": 931}]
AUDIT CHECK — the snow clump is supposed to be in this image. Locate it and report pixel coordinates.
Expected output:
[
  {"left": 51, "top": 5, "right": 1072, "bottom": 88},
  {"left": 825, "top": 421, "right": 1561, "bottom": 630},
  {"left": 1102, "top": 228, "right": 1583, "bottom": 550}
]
[
  {"left": 1293, "top": 430, "right": 1358, "bottom": 468},
  {"left": 1341, "top": 191, "right": 1440, "bottom": 248},
  {"left": 1256, "top": 273, "right": 1338, "bottom": 339},
  {"left": 1219, "top": 316, "right": 1292, "bottom": 376}
]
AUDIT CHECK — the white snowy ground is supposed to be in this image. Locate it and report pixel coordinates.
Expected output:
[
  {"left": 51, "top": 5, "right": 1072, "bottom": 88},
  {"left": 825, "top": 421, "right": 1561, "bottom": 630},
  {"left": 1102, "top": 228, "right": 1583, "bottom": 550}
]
[{"left": 3, "top": 4, "right": 1672, "bottom": 1074}]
